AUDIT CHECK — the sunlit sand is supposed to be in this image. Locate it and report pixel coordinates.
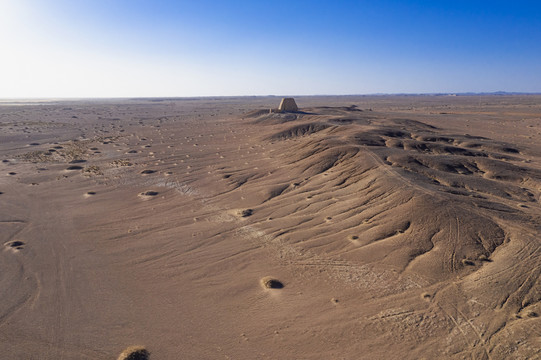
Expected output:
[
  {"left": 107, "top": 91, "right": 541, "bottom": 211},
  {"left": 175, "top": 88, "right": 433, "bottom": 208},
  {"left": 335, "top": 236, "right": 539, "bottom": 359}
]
[{"left": 0, "top": 96, "right": 539, "bottom": 359}]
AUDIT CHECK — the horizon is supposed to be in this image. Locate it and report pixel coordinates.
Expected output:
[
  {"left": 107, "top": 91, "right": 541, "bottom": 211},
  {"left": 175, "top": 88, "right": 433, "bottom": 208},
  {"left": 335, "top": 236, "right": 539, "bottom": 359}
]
[
  {"left": 2, "top": 1, "right": 541, "bottom": 98},
  {"left": 3, "top": 91, "right": 541, "bottom": 101}
]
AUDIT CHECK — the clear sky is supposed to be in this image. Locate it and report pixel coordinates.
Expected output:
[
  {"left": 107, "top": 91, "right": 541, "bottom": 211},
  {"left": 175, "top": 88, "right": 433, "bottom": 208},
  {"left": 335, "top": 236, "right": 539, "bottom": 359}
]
[{"left": 1, "top": 0, "right": 541, "bottom": 97}]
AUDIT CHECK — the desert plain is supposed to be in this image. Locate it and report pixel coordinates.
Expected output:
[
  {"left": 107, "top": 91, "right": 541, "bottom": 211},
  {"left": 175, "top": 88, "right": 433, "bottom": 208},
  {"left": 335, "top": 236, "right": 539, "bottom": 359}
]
[{"left": 0, "top": 95, "right": 540, "bottom": 359}]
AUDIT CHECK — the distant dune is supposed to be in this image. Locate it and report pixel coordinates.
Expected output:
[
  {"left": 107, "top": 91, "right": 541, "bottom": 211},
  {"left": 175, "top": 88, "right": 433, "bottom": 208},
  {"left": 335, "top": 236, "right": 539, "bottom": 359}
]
[{"left": 0, "top": 96, "right": 539, "bottom": 359}]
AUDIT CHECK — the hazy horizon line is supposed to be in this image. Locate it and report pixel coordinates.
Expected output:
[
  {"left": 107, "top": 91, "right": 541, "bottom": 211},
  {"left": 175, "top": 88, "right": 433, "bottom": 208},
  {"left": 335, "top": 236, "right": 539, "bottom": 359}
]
[{"left": 2, "top": 91, "right": 541, "bottom": 102}]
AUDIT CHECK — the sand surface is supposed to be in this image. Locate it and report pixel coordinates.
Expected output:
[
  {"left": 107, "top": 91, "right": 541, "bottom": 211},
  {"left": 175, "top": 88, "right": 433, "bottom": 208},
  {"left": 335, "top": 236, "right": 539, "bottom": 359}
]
[{"left": 0, "top": 95, "right": 540, "bottom": 359}]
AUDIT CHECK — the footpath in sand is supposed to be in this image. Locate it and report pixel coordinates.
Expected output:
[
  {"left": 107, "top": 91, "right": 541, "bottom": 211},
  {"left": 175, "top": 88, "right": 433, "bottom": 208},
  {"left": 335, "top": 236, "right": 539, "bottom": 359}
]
[{"left": 0, "top": 96, "right": 540, "bottom": 359}]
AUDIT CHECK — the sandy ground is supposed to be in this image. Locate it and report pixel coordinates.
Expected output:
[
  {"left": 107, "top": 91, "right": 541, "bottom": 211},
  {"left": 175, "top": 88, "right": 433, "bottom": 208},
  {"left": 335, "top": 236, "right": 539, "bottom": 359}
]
[{"left": 0, "top": 95, "right": 540, "bottom": 359}]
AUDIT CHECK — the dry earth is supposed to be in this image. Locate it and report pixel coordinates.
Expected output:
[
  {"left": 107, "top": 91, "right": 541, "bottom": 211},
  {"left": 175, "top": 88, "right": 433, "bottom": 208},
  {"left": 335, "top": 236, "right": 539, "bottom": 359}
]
[{"left": 0, "top": 95, "right": 540, "bottom": 359}]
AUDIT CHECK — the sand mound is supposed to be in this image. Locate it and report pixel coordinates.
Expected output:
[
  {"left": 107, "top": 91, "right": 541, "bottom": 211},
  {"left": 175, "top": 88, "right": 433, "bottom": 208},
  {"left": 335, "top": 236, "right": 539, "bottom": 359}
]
[
  {"left": 66, "top": 165, "right": 83, "bottom": 170},
  {"left": 138, "top": 190, "right": 159, "bottom": 199},
  {"left": 84, "top": 191, "right": 96, "bottom": 198},
  {"left": 5, "top": 240, "right": 25, "bottom": 250},
  {"left": 253, "top": 108, "right": 535, "bottom": 278},
  {"left": 117, "top": 346, "right": 149, "bottom": 360},
  {"left": 260, "top": 277, "right": 284, "bottom": 289},
  {"left": 250, "top": 112, "right": 299, "bottom": 124},
  {"left": 238, "top": 208, "right": 253, "bottom": 217},
  {"left": 268, "top": 123, "right": 332, "bottom": 140}
]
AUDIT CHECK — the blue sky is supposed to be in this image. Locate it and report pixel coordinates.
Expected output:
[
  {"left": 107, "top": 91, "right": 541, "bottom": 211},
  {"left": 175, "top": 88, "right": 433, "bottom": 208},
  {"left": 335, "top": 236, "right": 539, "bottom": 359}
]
[{"left": 1, "top": 0, "right": 541, "bottom": 97}]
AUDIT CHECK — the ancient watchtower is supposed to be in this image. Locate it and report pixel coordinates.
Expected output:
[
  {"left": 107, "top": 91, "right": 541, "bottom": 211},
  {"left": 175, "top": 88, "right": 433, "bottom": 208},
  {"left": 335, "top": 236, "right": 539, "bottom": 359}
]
[{"left": 278, "top": 98, "right": 298, "bottom": 112}]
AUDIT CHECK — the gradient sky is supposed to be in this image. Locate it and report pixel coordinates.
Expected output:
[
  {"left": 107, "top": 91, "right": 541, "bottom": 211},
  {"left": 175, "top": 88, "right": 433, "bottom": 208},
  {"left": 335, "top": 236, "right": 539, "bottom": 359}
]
[{"left": 1, "top": 0, "right": 541, "bottom": 97}]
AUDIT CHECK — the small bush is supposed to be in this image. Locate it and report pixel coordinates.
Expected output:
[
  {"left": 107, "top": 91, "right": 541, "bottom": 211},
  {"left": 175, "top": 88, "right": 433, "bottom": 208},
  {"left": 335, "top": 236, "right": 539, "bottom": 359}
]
[{"left": 117, "top": 346, "right": 149, "bottom": 360}]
